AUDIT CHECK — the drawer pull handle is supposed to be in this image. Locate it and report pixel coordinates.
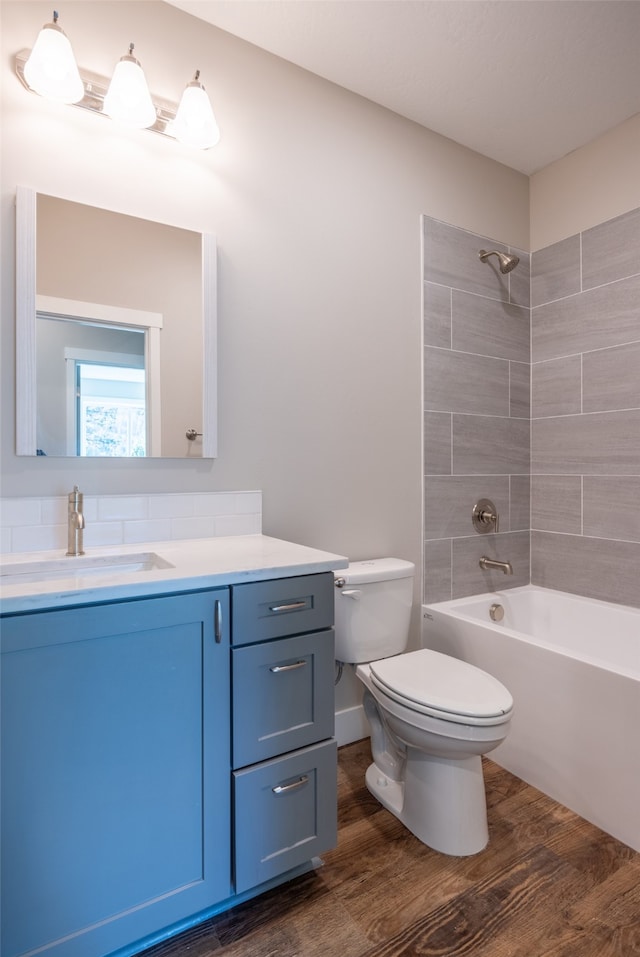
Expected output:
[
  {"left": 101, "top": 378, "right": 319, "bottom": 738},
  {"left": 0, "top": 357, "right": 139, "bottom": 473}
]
[
  {"left": 214, "top": 599, "right": 223, "bottom": 643},
  {"left": 270, "top": 660, "right": 307, "bottom": 673},
  {"left": 272, "top": 775, "right": 309, "bottom": 795},
  {"left": 269, "top": 600, "right": 307, "bottom": 613}
]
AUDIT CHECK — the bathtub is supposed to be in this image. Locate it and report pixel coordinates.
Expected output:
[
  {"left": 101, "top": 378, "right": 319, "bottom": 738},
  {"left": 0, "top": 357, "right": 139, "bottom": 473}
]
[{"left": 422, "top": 585, "right": 640, "bottom": 851}]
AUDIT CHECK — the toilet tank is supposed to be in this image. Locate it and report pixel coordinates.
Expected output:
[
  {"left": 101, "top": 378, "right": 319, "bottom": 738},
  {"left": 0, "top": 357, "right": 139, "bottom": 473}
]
[{"left": 333, "top": 559, "right": 415, "bottom": 663}]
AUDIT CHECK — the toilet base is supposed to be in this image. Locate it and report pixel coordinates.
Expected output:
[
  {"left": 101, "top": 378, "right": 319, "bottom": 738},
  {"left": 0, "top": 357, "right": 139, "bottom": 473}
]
[{"left": 365, "top": 748, "right": 489, "bottom": 856}]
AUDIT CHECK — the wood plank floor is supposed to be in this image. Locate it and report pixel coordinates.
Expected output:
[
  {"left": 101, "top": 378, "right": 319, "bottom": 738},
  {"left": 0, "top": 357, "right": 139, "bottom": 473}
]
[{"left": 141, "top": 739, "right": 640, "bottom": 957}]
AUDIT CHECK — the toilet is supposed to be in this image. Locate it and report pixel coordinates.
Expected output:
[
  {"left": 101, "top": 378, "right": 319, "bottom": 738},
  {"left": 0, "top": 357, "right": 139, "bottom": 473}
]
[{"left": 334, "top": 558, "right": 513, "bottom": 856}]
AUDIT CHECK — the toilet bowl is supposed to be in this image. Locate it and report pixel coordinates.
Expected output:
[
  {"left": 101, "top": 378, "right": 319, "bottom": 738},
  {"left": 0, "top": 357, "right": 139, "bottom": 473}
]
[
  {"left": 334, "top": 559, "right": 513, "bottom": 856},
  {"left": 357, "top": 650, "right": 512, "bottom": 855}
]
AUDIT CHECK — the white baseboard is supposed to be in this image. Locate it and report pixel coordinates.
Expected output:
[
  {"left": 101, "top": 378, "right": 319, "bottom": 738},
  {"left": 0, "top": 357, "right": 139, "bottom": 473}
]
[{"left": 335, "top": 704, "right": 369, "bottom": 747}]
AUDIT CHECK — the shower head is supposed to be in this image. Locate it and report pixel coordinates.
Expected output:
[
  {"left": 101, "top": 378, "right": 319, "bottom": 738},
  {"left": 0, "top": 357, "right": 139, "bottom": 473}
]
[{"left": 478, "top": 249, "right": 520, "bottom": 274}]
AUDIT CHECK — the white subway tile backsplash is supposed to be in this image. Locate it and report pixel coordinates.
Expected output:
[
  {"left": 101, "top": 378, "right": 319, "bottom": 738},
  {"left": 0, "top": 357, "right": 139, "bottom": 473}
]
[
  {"left": 12, "top": 524, "right": 66, "bottom": 553},
  {"left": 147, "top": 495, "right": 196, "bottom": 519},
  {"left": 0, "top": 498, "right": 41, "bottom": 527},
  {"left": 123, "top": 519, "right": 173, "bottom": 545},
  {"left": 0, "top": 491, "right": 262, "bottom": 554},
  {"left": 85, "top": 523, "right": 125, "bottom": 548},
  {"left": 234, "top": 492, "right": 262, "bottom": 514},
  {"left": 171, "top": 516, "right": 217, "bottom": 540},
  {"left": 215, "top": 513, "right": 262, "bottom": 537},
  {"left": 98, "top": 496, "right": 149, "bottom": 521}
]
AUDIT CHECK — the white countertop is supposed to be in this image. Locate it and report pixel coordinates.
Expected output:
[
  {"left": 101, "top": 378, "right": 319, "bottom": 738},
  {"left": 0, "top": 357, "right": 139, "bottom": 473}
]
[{"left": 0, "top": 535, "right": 348, "bottom": 614}]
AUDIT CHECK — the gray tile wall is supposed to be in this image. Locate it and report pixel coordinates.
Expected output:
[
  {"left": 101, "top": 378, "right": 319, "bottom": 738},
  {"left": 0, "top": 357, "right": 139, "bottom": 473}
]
[
  {"left": 423, "top": 217, "right": 530, "bottom": 601},
  {"left": 423, "top": 207, "right": 639, "bottom": 610},
  {"left": 531, "top": 206, "right": 640, "bottom": 609}
]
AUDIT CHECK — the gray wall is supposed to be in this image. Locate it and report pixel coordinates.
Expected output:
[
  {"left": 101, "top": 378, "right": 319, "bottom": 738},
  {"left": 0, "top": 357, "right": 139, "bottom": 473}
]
[
  {"left": 1, "top": 1, "right": 528, "bottom": 584},
  {"left": 423, "top": 217, "right": 531, "bottom": 601},
  {"left": 530, "top": 207, "right": 640, "bottom": 609}
]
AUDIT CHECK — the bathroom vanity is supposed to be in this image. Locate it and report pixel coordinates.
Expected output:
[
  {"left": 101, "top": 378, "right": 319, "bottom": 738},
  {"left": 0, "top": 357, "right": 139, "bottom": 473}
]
[{"left": 0, "top": 536, "right": 346, "bottom": 957}]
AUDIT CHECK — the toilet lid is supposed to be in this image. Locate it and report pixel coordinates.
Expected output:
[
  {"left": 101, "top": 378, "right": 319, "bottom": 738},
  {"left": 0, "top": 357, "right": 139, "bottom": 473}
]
[{"left": 369, "top": 649, "right": 513, "bottom": 719}]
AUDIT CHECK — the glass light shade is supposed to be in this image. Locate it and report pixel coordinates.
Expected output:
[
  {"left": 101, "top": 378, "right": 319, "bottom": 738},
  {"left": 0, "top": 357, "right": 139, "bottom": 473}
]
[
  {"left": 170, "top": 78, "right": 220, "bottom": 149},
  {"left": 23, "top": 20, "right": 84, "bottom": 104},
  {"left": 103, "top": 52, "right": 156, "bottom": 129}
]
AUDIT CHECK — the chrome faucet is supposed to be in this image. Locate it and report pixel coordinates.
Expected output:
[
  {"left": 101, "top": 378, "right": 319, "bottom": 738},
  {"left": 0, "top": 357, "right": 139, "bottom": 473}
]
[
  {"left": 479, "top": 555, "right": 513, "bottom": 575},
  {"left": 66, "top": 486, "right": 85, "bottom": 556}
]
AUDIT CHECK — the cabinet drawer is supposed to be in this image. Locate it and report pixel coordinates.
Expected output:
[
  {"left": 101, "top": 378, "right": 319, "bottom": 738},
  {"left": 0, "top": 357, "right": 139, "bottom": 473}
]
[
  {"left": 231, "top": 573, "right": 334, "bottom": 645},
  {"left": 233, "top": 739, "right": 337, "bottom": 894},
  {"left": 232, "top": 629, "right": 334, "bottom": 768}
]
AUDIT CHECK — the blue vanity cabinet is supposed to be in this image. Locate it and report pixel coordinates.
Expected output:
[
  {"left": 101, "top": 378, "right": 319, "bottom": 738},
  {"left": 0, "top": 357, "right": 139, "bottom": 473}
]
[
  {"left": 231, "top": 573, "right": 338, "bottom": 893},
  {"left": 0, "top": 589, "right": 231, "bottom": 957}
]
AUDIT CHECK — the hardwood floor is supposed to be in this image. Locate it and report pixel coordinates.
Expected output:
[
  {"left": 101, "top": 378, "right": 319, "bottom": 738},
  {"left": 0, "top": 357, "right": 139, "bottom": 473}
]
[{"left": 141, "top": 739, "right": 640, "bottom": 957}]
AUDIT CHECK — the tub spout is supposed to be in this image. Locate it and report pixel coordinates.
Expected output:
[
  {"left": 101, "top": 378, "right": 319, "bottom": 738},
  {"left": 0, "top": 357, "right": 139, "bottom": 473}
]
[{"left": 479, "top": 555, "right": 513, "bottom": 575}]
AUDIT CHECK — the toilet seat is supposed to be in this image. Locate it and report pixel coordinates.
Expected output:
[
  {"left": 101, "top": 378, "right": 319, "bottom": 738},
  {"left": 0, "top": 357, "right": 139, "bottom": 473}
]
[{"left": 369, "top": 649, "right": 513, "bottom": 727}]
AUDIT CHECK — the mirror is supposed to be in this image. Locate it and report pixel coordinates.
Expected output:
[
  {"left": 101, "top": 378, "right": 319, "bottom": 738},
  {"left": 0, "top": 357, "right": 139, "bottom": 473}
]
[{"left": 15, "top": 188, "right": 217, "bottom": 458}]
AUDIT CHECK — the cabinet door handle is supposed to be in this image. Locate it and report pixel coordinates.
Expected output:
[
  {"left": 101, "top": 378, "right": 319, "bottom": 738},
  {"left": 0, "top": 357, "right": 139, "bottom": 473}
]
[
  {"left": 268, "top": 601, "right": 307, "bottom": 613},
  {"left": 272, "top": 775, "right": 309, "bottom": 795},
  {"left": 214, "top": 599, "right": 223, "bottom": 643},
  {"left": 269, "top": 660, "right": 307, "bottom": 673}
]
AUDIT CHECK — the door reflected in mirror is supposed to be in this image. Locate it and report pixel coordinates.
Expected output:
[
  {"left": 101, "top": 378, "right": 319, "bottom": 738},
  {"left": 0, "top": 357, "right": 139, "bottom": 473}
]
[{"left": 15, "top": 189, "right": 217, "bottom": 458}]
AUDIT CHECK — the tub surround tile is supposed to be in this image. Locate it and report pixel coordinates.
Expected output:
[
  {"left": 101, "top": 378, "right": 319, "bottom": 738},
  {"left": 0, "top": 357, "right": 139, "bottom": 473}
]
[
  {"left": 424, "top": 412, "right": 452, "bottom": 475},
  {"left": 507, "top": 249, "right": 531, "bottom": 309},
  {"left": 531, "top": 475, "right": 583, "bottom": 534},
  {"left": 423, "top": 206, "right": 640, "bottom": 610},
  {"left": 453, "top": 415, "right": 530, "bottom": 475},
  {"left": 532, "top": 355, "right": 582, "bottom": 417},
  {"left": 423, "top": 282, "right": 451, "bottom": 348},
  {"left": 528, "top": 207, "right": 640, "bottom": 611},
  {"left": 425, "top": 348, "right": 510, "bottom": 416},
  {"left": 452, "top": 291, "right": 530, "bottom": 362},
  {"left": 425, "top": 475, "right": 510, "bottom": 540},
  {"left": 452, "top": 531, "right": 530, "bottom": 598},
  {"left": 582, "top": 207, "right": 640, "bottom": 290},
  {"left": 532, "top": 274, "right": 640, "bottom": 363},
  {"left": 423, "top": 218, "right": 510, "bottom": 301},
  {"left": 423, "top": 216, "right": 532, "bottom": 601},
  {"left": 509, "top": 475, "right": 531, "bottom": 532},
  {"left": 531, "top": 235, "right": 581, "bottom": 307},
  {"left": 531, "top": 532, "right": 640, "bottom": 609},
  {"left": 509, "top": 362, "right": 531, "bottom": 418},
  {"left": 532, "top": 411, "right": 640, "bottom": 475},
  {"left": 583, "top": 477, "right": 640, "bottom": 542},
  {"left": 582, "top": 341, "right": 640, "bottom": 413},
  {"left": 423, "top": 539, "right": 452, "bottom": 603}
]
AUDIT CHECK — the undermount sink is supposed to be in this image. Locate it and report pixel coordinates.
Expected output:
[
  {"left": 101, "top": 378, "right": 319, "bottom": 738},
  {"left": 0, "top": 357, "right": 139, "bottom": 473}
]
[{"left": 0, "top": 552, "right": 174, "bottom": 586}]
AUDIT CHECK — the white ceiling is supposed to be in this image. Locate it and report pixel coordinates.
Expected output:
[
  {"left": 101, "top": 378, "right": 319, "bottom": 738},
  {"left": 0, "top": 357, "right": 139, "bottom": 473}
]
[{"left": 165, "top": 0, "right": 640, "bottom": 175}]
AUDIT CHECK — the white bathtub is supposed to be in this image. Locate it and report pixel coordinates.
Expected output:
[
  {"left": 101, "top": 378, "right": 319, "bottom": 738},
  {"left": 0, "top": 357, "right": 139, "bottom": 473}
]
[{"left": 422, "top": 585, "right": 640, "bottom": 851}]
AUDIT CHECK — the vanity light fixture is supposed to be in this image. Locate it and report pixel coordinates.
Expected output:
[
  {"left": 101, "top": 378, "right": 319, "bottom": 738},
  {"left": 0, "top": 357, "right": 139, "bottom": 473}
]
[
  {"left": 22, "top": 10, "right": 84, "bottom": 104},
  {"left": 16, "top": 10, "right": 220, "bottom": 148},
  {"left": 169, "top": 71, "right": 220, "bottom": 149},
  {"left": 103, "top": 44, "right": 157, "bottom": 130}
]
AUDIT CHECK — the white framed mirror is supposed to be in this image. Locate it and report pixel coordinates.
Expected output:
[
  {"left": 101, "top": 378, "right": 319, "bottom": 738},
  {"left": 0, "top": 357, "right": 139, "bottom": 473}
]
[{"left": 15, "top": 187, "right": 217, "bottom": 458}]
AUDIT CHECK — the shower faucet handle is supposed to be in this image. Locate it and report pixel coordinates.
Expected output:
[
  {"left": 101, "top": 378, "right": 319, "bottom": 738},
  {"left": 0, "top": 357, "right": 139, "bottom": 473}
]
[{"left": 472, "top": 498, "right": 500, "bottom": 534}]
